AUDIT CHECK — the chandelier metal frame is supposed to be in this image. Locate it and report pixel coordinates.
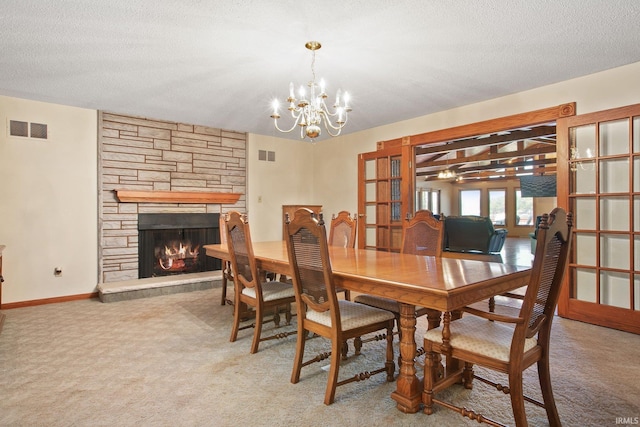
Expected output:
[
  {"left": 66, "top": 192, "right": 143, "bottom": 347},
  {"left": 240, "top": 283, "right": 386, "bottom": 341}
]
[{"left": 270, "top": 41, "right": 351, "bottom": 141}]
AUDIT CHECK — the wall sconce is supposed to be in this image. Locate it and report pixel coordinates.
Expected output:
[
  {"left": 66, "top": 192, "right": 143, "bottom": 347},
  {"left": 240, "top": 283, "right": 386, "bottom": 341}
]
[{"left": 570, "top": 146, "right": 595, "bottom": 172}]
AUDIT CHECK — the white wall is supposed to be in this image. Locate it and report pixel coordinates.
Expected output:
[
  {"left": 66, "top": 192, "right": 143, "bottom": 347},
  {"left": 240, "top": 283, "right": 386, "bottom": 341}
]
[
  {"left": 246, "top": 134, "right": 316, "bottom": 242},
  {"left": 0, "top": 96, "right": 97, "bottom": 304}
]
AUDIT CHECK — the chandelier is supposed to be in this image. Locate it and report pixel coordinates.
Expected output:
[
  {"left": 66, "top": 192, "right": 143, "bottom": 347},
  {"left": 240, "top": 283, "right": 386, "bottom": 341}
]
[
  {"left": 437, "top": 169, "right": 457, "bottom": 179},
  {"left": 270, "top": 41, "right": 351, "bottom": 141},
  {"left": 437, "top": 151, "right": 457, "bottom": 179}
]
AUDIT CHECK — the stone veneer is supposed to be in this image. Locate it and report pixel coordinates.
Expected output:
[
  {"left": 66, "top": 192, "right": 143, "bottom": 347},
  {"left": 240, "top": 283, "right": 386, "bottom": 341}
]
[{"left": 98, "top": 112, "right": 246, "bottom": 283}]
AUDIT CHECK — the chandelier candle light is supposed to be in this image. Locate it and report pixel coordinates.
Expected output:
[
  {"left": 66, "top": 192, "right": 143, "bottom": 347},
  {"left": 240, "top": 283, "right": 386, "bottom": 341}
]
[{"left": 271, "top": 41, "right": 351, "bottom": 141}]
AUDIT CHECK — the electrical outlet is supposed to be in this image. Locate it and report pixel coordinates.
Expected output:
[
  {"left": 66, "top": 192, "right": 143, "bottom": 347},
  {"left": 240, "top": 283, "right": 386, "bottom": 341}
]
[{"left": 54, "top": 267, "right": 62, "bottom": 277}]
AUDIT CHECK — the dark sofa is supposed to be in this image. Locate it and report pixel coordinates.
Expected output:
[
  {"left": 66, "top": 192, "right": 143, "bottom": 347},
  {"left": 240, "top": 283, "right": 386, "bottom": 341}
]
[{"left": 443, "top": 215, "right": 508, "bottom": 254}]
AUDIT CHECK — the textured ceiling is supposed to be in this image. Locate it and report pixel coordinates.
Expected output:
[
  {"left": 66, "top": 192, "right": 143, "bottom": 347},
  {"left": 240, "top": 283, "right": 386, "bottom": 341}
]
[{"left": 2, "top": 1, "right": 640, "bottom": 141}]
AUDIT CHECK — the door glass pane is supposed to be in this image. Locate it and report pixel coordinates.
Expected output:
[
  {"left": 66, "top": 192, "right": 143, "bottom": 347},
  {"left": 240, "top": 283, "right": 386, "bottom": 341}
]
[
  {"left": 635, "top": 196, "right": 640, "bottom": 231},
  {"left": 600, "top": 234, "right": 629, "bottom": 270},
  {"left": 635, "top": 236, "right": 640, "bottom": 270},
  {"left": 365, "top": 205, "right": 376, "bottom": 224},
  {"left": 635, "top": 275, "right": 639, "bottom": 311},
  {"left": 488, "top": 189, "right": 506, "bottom": 225},
  {"left": 575, "top": 268, "right": 597, "bottom": 302},
  {"left": 634, "top": 156, "right": 640, "bottom": 192},
  {"left": 600, "top": 158, "right": 629, "bottom": 193},
  {"left": 460, "top": 189, "right": 481, "bottom": 216},
  {"left": 600, "top": 271, "right": 630, "bottom": 309},
  {"left": 600, "top": 197, "right": 629, "bottom": 231},
  {"left": 572, "top": 164, "right": 596, "bottom": 194},
  {"left": 633, "top": 116, "right": 639, "bottom": 153},
  {"left": 571, "top": 124, "right": 596, "bottom": 194},
  {"left": 390, "top": 157, "right": 401, "bottom": 177},
  {"left": 365, "top": 159, "right": 375, "bottom": 180},
  {"left": 575, "top": 198, "right": 596, "bottom": 230},
  {"left": 365, "top": 182, "right": 376, "bottom": 202},
  {"left": 572, "top": 124, "right": 596, "bottom": 157},
  {"left": 599, "top": 119, "right": 629, "bottom": 156},
  {"left": 515, "top": 189, "right": 533, "bottom": 225},
  {"left": 391, "top": 201, "right": 401, "bottom": 222},
  {"left": 576, "top": 233, "right": 596, "bottom": 266},
  {"left": 365, "top": 226, "right": 376, "bottom": 247}
]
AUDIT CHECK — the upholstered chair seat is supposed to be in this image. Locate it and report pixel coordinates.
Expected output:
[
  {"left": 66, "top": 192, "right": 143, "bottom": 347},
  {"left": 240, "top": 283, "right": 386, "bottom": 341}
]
[
  {"left": 241, "top": 281, "right": 295, "bottom": 301},
  {"left": 424, "top": 315, "right": 538, "bottom": 362}
]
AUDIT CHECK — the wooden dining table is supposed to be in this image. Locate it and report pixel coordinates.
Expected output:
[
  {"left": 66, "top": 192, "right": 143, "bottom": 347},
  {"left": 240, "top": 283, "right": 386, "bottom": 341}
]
[{"left": 204, "top": 241, "right": 530, "bottom": 413}]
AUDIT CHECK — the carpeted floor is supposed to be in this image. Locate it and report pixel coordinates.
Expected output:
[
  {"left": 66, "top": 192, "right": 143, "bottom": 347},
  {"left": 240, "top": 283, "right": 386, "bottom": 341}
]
[{"left": 0, "top": 286, "right": 638, "bottom": 427}]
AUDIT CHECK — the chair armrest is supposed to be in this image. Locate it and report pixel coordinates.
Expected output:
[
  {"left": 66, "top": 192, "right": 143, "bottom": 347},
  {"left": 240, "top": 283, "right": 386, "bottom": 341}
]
[
  {"left": 463, "top": 306, "right": 524, "bottom": 324},
  {"left": 488, "top": 229, "right": 508, "bottom": 253}
]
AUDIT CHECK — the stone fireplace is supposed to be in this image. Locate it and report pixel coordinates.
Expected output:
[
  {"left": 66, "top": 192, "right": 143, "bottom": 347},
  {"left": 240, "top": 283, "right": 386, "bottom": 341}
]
[{"left": 98, "top": 112, "right": 246, "bottom": 284}]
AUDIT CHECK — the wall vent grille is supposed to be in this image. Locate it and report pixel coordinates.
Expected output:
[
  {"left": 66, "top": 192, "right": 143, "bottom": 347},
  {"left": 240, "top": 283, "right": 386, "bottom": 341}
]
[
  {"left": 258, "top": 149, "right": 275, "bottom": 162},
  {"left": 8, "top": 120, "right": 48, "bottom": 139},
  {"left": 10, "top": 120, "right": 29, "bottom": 137},
  {"left": 30, "top": 122, "right": 48, "bottom": 139}
]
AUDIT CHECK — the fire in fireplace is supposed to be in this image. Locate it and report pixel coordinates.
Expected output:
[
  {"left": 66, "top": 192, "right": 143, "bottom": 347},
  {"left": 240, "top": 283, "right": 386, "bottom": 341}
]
[
  {"left": 138, "top": 213, "right": 221, "bottom": 279},
  {"left": 156, "top": 238, "right": 200, "bottom": 272}
]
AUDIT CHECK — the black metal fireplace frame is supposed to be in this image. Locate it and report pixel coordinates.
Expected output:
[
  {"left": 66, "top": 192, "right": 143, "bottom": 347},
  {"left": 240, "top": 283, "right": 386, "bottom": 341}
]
[{"left": 138, "top": 213, "right": 221, "bottom": 279}]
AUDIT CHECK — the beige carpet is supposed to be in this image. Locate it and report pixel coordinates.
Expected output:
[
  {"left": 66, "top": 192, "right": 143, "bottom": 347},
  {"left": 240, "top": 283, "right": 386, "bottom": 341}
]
[{"left": 0, "top": 286, "right": 638, "bottom": 427}]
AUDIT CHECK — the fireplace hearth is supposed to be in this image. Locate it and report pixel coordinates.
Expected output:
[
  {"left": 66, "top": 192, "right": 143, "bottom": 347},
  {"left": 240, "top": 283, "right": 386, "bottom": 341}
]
[{"left": 138, "top": 213, "right": 220, "bottom": 279}]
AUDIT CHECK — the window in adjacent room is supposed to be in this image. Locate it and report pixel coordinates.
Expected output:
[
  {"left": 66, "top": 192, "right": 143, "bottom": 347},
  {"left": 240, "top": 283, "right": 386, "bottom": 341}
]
[
  {"left": 515, "top": 189, "right": 534, "bottom": 226},
  {"left": 417, "top": 189, "right": 440, "bottom": 214},
  {"left": 460, "top": 189, "right": 481, "bottom": 216},
  {"left": 488, "top": 189, "right": 506, "bottom": 225}
]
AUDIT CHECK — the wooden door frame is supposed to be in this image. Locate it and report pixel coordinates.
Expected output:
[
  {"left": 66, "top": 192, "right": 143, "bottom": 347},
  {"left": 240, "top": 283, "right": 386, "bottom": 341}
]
[{"left": 358, "top": 103, "right": 576, "bottom": 248}]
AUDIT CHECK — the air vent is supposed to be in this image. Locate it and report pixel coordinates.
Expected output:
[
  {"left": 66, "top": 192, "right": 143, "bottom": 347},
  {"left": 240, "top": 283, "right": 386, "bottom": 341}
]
[
  {"left": 8, "top": 119, "right": 49, "bottom": 139},
  {"left": 30, "top": 122, "right": 48, "bottom": 139},
  {"left": 258, "top": 150, "right": 275, "bottom": 162},
  {"left": 10, "top": 120, "right": 28, "bottom": 137}
]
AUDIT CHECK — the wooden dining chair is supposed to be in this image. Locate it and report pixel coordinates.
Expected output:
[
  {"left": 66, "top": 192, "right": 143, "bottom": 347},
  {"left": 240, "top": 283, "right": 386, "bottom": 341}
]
[
  {"left": 328, "top": 211, "right": 357, "bottom": 248},
  {"left": 354, "top": 210, "right": 444, "bottom": 333},
  {"left": 225, "top": 211, "right": 296, "bottom": 354},
  {"left": 219, "top": 214, "right": 234, "bottom": 306},
  {"left": 284, "top": 208, "right": 395, "bottom": 405},
  {"left": 422, "top": 208, "right": 573, "bottom": 427},
  {"left": 328, "top": 211, "right": 356, "bottom": 302}
]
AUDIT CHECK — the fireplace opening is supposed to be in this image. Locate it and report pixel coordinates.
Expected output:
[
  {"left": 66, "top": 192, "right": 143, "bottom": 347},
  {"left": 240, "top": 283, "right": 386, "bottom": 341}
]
[{"left": 138, "top": 213, "right": 221, "bottom": 279}]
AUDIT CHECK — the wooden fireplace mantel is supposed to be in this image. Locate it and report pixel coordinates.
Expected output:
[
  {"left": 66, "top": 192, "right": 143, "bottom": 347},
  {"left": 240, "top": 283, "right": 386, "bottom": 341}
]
[{"left": 115, "top": 190, "right": 241, "bottom": 204}]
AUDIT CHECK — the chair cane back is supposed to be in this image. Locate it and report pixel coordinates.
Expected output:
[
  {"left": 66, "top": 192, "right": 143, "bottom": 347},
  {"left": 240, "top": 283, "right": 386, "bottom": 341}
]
[
  {"left": 328, "top": 211, "right": 357, "bottom": 301},
  {"left": 328, "top": 211, "right": 357, "bottom": 248}
]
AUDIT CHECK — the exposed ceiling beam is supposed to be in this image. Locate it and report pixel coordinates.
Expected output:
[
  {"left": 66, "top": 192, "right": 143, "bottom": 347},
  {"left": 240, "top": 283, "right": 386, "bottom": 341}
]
[
  {"left": 414, "top": 126, "right": 556, "bottom": 156},
  {"left": 416, "top": 144, "right": 556, "bottom": 169},
  {"left": 417, "top": 157, "right": 557, "bottom": 178},
  {"left": 423, "top": 165, "right": 557, "bottom": 182}
]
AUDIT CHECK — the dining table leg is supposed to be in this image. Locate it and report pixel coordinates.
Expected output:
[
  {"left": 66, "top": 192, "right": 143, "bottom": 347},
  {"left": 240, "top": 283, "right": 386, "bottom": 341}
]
[{"left": 391, "top": 302, "right": 422, "bottom": 413}]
